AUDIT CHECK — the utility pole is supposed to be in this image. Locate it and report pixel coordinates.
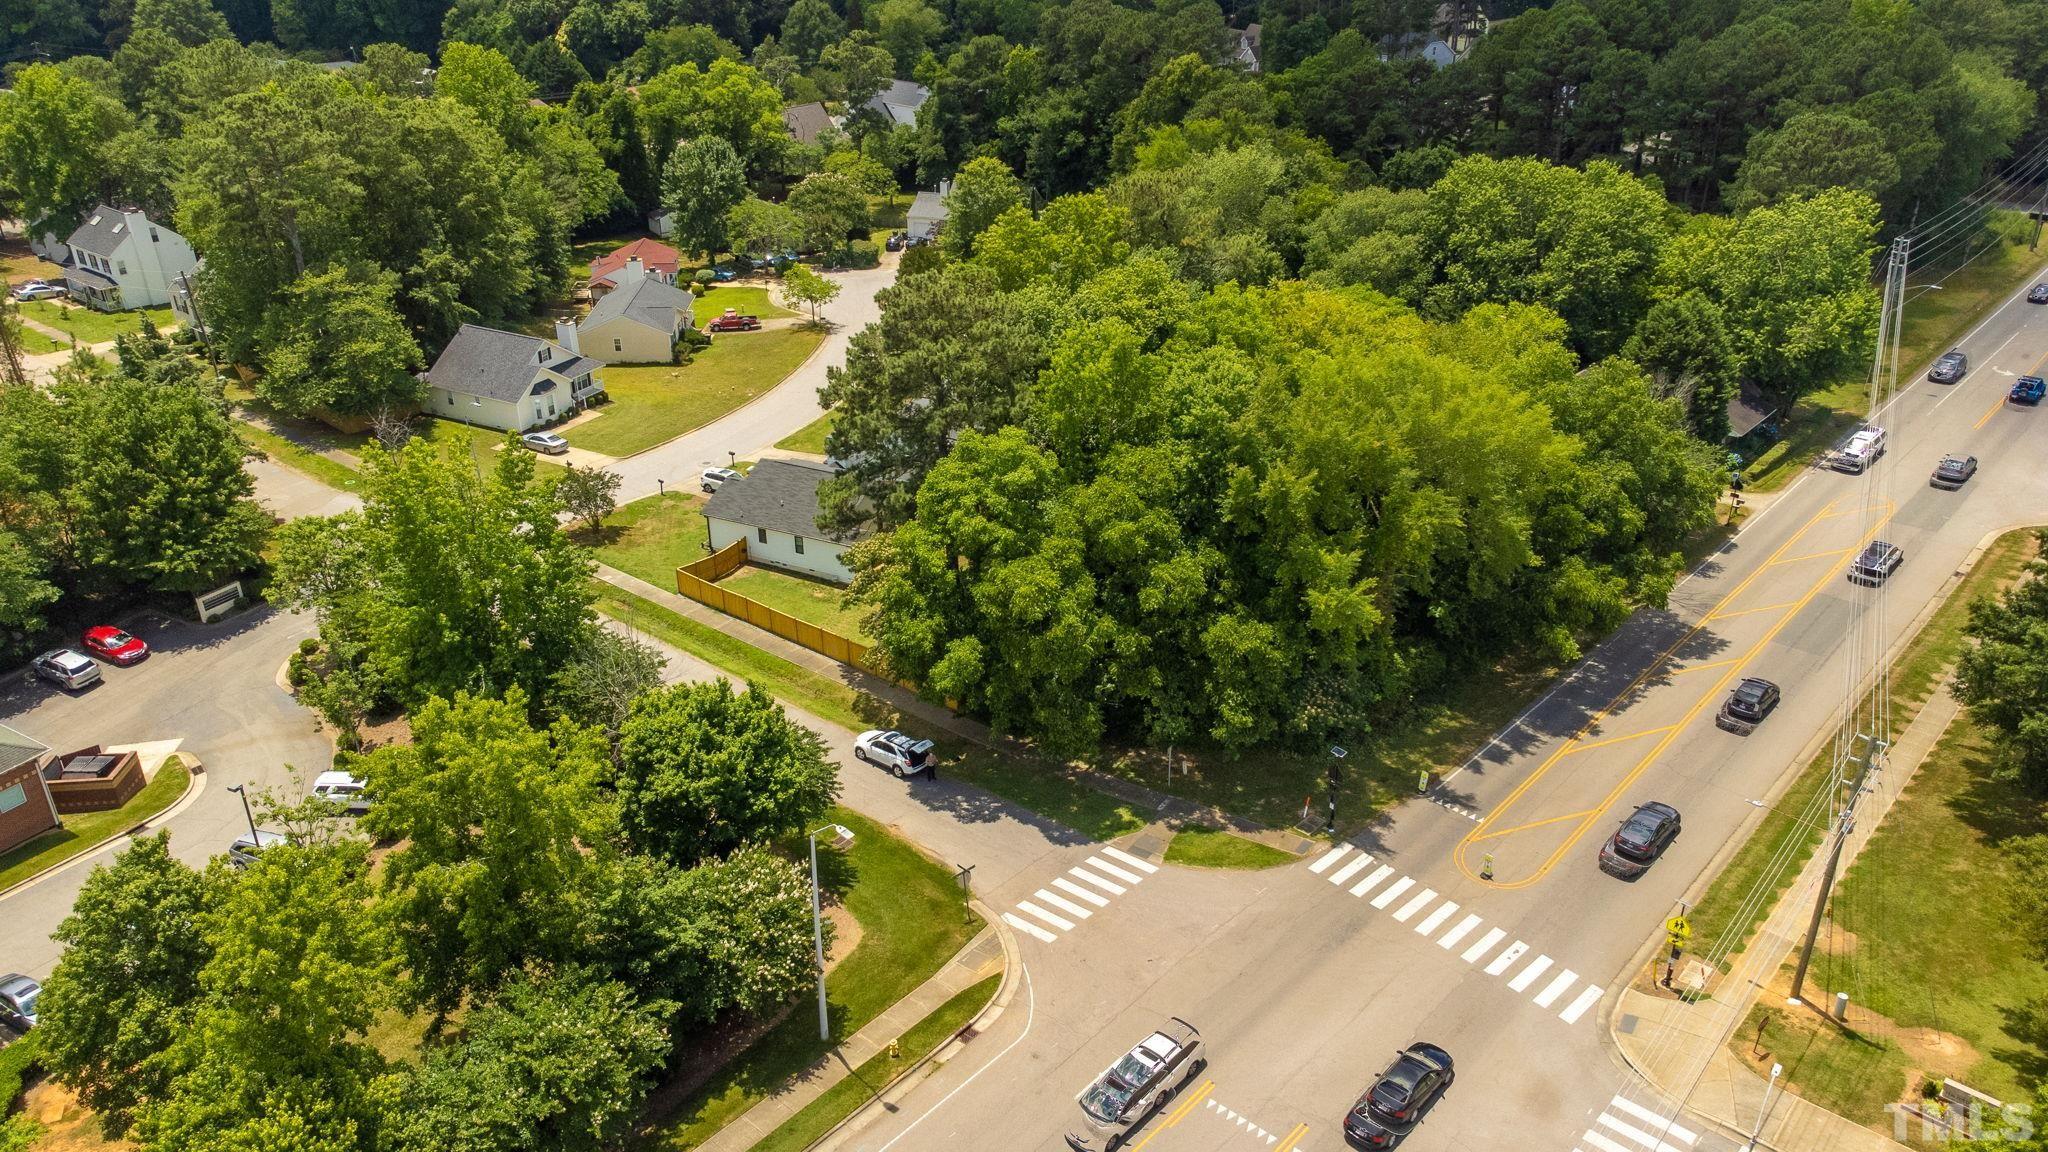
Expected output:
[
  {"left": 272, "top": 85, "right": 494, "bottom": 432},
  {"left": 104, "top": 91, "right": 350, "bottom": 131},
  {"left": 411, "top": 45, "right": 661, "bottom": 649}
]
[{"left": 1787, "top": 735, "right": 1886, "bottom": 1006}]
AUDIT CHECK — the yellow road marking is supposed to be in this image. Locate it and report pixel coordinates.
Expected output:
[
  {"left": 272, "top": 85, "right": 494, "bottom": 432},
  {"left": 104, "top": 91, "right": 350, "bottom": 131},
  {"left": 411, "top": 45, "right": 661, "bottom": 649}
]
[
  {"left": 1665, "top": 658, "right": 1741, "bottom": 677},
  {"left": 1469, "top": 808, "right": 1600, "bottom": 842},
  {"left": 1127, "top": 1079, "right": 1214, "bottom": 1151},
  {"left": 1455, "top": 496, "right": 1898, "bottom": 886},
  {"left": 1766, "top": 547, "right": 1854, "bottom": 567},
  {"left": 1706, "top": 600, "right": 1803, "bottom": 622},
  {"left": 1974, "top": 393, "right": 2006, "bottom": 429},
  {"left": 1981, "top": 348, "right": 2048, "bottom": 428},
  {"left": 1559, "top": 727, "right": 1678, "bottom": 756},
  {"left": 1274, "top": 1122, "right": 1311, "bottom": 1152}
]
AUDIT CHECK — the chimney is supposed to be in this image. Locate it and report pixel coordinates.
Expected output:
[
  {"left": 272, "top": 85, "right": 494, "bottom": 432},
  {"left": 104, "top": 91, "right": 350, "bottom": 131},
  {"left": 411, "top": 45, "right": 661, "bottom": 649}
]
[
  {"left": 623, "top": 256, "right": 646, "bottom": 284},
  {"left": 938, "top": 179, "right": 952, "bottom": 197},
  {"left": 554, "top": 319, "right": 579, "bottom": 355}
]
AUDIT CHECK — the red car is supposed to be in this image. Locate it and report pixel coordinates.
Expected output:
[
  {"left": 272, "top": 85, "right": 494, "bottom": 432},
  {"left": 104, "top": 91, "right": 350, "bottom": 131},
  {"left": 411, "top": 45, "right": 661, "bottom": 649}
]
[
  {"left": 81, "top": 626, "right": 148, "bottom": 665},
  {"left": 706, "top": 309, "right": 761, "bottom": 332}
]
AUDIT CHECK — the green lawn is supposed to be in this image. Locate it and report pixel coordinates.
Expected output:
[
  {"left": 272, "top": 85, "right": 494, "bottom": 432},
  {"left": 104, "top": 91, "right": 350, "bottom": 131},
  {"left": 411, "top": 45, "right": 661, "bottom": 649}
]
[
  {"left": 1164, "top": 826, "right": 1296, "bottom": 869},
  {"left": 236, "top": 419, "right": 365, "bottom": 494},
  {"left": 0, "top": 759, "right": 191, "bottom": 891},
  {"left": 1690, "top": 528, "right": 2041, "bottom": 964},
  {"left": 643, "top": 808, "right": 982, "bottom": 1149},
  {"left": 567, "top": 327, "right": 825, "bottom": 458},
  {"left": 694, "top": 283, "right": 794, "bottom": 320},
  {"left": 1, "top": 236, "right": 65, "bottom": 285},
  {"left": 720, "top": 565, "right": 872, "bottom": 643},
  {"left": 588, "top": 492, "right": 711, "bottom": 585},
  {"left": 748, "top": 973, "right": 1000, "bottom": 1152},
  {"left": 16, "top": 300, "right": 177, "bottom": 345},
  {"left": 1731, "top": 1001, "right": 1915, "bottom": 1130},
  {"left": 13, "top": 323, "right": 61, "bottom": 355},
  {"left": 775, "top": 410, "right": 836, "bottom": 454}
]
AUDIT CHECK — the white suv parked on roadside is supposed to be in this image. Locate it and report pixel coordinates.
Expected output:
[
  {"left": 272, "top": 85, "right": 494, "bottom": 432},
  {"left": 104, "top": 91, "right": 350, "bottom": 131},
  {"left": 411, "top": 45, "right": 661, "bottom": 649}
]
[{"left": 853, "top": 729, "right": 935, "bottom": 778}]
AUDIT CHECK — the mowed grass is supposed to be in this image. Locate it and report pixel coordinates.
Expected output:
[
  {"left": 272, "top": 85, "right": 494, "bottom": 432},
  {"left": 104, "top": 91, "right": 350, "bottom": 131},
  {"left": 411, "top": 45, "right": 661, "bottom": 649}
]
[
  {"left": 588, "top": 492, "right": 711, "bottom": 586},
  {"left": 1733, "top": 1001, "right": 1916, "bottom": 1129},
  {"left": 16, "top": 300, "right": 177, "bottom": 345},
  {"left": 13, "top": 322, "right": 62, "bottom": 355},
  {"left": 1164, "top": 826, "right": 1296, "bottom": 870},
  {"left": 720, "top": 565, "right": 872, "bottom": 642},
  {"left": 0, "top": 759, "right": 191, "bottom": 891},
  {"left": 567, "top": 327, "right": 824, "bottom": 458},
  {"left": 236, "top": 419, "right": 365, "bottom": 494},
  {"left": 642, "top": 807, "right": 982, "bottom": 1149},
  {"left": 694, "top": 283, "right": 794, "bottom": 320},
  {"left": 1689, "top": 527, "right": 2041, "bottom": 964},
  {"left": 747, "top": 973, "right": 1000, "bottom": 1152},
  {"left": 1, "top": 236, "right": 65, "bottom": 285},
  {"left": 774, "top": 409, "right": 835, "bottom": 454}
]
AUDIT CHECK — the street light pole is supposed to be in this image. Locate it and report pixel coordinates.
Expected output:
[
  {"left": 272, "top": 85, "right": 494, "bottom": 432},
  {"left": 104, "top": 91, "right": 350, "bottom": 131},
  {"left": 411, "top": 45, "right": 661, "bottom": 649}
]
[
  {"left": 1746, "top": 1062, "right": 1784, "bottom": 1150},
  {"left": 226, "top": 784, "right": 258, "bottom": 841},
  {"left": 807, "top": 823, "right": 854, "bottom": 1041}
]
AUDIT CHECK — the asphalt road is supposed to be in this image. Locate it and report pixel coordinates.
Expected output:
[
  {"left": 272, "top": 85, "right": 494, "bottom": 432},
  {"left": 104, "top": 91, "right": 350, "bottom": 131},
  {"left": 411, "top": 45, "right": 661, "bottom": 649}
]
[{"left": 835, "top": 278, "right": 2048, "bottom": 1152}]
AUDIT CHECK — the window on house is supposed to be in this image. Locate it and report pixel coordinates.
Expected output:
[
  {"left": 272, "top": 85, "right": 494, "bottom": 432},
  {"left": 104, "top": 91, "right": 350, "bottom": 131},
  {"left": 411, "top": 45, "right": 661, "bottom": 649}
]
[
  {"left": 0, "top": 782, "right": 26, "bottom": 814},
  {"left": 757, "top": 527, "right": 768, "bottom": 544},
  {"left": 613, "top": 338, "right": 622, "bottom": 352},
  {"left": 150, "top": 227, "right": 160, "bottom": 242},
  {"left": 117, "top": 261, "right": 127, "bottom": 275},
  {"left": 794, "top": 536, "right": 806, "bottom": 555}
]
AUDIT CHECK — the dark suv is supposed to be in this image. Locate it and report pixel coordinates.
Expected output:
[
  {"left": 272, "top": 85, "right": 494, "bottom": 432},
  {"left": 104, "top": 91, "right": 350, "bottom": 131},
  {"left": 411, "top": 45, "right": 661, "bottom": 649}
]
[
  {"left": 1928, "top": 351, "right": 1968, "bottom": 384},
  {"left": 1716, "top": 676, "right": 1780, "bottom": 734},
  {"left": 1345, "top": 1043, "right": 1454, "bottom": 1147},
  {"left": 1849, "top": 540, "right": 1904, "bottom": 586},
  {"left": 1599, "top": 802, "right": 1682, "bottom": 879}
]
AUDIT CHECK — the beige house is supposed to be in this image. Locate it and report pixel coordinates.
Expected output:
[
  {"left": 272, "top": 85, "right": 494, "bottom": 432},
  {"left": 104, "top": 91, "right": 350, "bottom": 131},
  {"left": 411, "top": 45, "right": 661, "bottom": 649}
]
[
  {"left": 566, "top": 260, "right": 695, "bottom": 364},
  {"left": 423, "top": 324, "right": 606, "bottom": 434}
]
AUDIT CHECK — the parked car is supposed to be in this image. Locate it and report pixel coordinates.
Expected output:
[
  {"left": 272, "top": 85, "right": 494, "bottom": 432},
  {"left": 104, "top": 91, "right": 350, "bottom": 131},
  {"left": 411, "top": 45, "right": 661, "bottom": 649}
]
[
  {"left": 1849, "top": 540, "right": 1904, "bottom": 586},
  {"left": 10, "top": 279, "right": 65, "bottom": 301},
  {"left": 1067, "top": 1018, "right": 1204, "bottom": 1151},
  {"left": 885, "top": 232, "right": 906, "bottom": 252},
  {"left": 2028, "top": 282, "right": 2048, "bottom": 304},
  {"left": 1930, "top": 454, "right": 1978, "bottom": 489},
  {"left": 1830, "top": 425, "right": 1887, "bottom": 474},
  {"left": 854, "top": 729, "right": 936, "bottom": 778},
  {"left": 1344, "top": 1043, "right": 1454, "bottom": 1148},
  {"left": 1598, "top": 803, "right": 1682, "bottom": 879},
  {"left": 228, "top": 828, "right": 288, "bottom": 869},
  {"left": 520, "top": 430, "right": 570, "bottom": 455},
  {"left": 310, "top": 770, "right": 372, "bottom": 816},
  {"left": 2011, "top": 375, "right": 2046, "bottom": 405},
  {"left": 711, "top": 265, "right": 739, "bottom": 281},
  {"left": 700, "top": 466, "right": 743, "bottom": 492},
  {"left": 0, "top": 974, "right": 42, "bottom": 1032},
  {"left": 1716, "top": 676, "right": 1781, "bottom": 734},
  {"left": 1928, "top": 351, "right": 1968, "bottom": 384},
  {"left": 81, "top": 625, "right": 148, "bottom": 665},
  {"left": 31, "top": 648, "right": 101, "bottom": 690},
  {"left": 706, "top": 308, "right": 761, "bottom": 332}
]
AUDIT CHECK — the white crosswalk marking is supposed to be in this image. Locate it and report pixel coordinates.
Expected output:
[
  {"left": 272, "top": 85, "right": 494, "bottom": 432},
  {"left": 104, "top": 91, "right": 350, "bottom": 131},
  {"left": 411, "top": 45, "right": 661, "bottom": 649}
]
[
  {"left": 1414, "top": 902, "right": 1458, "bottom": 936},
  {"left": 1607, "top": 1097, "right": 1698, "bottom": 1144},
  {"left": 1308, "top": 844, "right": 1352, "bottom": 874},
  {"left": 1070, "top": 867, "right": 1126, "bottom": 896},
  {"left": 1594, "top": 1112, "right": 1692, "bottom": 1152},
  {"left": 1034, "top": 889, "right": 1092, "bottom": 919},
  {"left": 1016, "top": 901, "right": 1074, "bottom": 932},
  {"left": 1102, "top": 846, "right": 1159, "bottom": 874},
  {"left": 1351, "top": 864, "right": 1395, "bottom": 897},
  {"left": 1002, "top": 912, "right": 1057, "bottom": 943},
  {"left": 1437, "top": 912, "right": 1482, "bottom": 949},
  {"left": 1461, "top": 927, "right": 1506, "bottom": 963},
  {"left": 1370, "top": 876, "right": 1415, "bottom": 908},
  {"left": 1507, "top": 954, "right": 1553, "bottom": 992},
  {"left": 1532, "top": 969, "right": 1577, "bottom": 1008},
  {"left": 1581, "top": 1129, "right": 1641, "bottom": 1152},
  {"left": 1087, "top": 856, "right": 1145, "bottom": 885},
  {"left": 1392, "top": 888, "right": 1437, "bottom": 922},
  {"left": 1052, "top": 877, "right": 1110, "bottom": 906},
  {"left": 1559, "top": 984, "right": 1604, "bottom": 1024},
  {"left": 1328, "top": 853, "right": 1376, "bottom": 886},
  {"left": 1484, "top": 939, "right": 1529, "bottom": 975}
]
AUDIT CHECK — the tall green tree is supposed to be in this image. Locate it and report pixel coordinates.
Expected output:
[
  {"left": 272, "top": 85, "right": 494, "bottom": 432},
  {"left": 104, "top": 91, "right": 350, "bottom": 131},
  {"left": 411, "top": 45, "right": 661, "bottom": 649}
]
[
  {"left": 1726, "top": 109, "right": 1901, "bottom": 212},
  {"left": 784, "top": 170, "right": 871, "bottom": 257},
  {"left": 0, "top": 64, "right": 129, "bottom": 234},
  {"left": 940, "top": 155, "right": 1024, "bottom": 258},
  {"left": 661, "top": 136, "right": 749, "bottom": 260},
  {"left": 1955, "top": 531, "right": 2048, "bottom": 790},
  {"left": 779, "top": 0, "right": 843, "bottom": 64},
  {"left": 128, "top": 0, "right": 230, "bottom": 44},
  {"left": 255, "top": 261, "right": 425, "bottom": 421}
]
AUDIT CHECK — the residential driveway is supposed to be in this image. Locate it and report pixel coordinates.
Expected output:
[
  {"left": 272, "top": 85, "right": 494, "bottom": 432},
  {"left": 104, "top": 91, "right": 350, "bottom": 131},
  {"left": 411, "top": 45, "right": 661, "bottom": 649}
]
[
  {"left": 0, "top": 606, "right": 328, "bottom": 979},
  {"left": 607, "top": 261, "right": 896, "bottom": 501}
]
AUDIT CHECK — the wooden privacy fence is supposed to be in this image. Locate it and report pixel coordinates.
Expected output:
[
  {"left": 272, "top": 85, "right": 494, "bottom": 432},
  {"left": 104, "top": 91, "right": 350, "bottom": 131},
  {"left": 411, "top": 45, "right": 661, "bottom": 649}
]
[{"left": 677, "top": 540, "right": 876, "bottom": 671}]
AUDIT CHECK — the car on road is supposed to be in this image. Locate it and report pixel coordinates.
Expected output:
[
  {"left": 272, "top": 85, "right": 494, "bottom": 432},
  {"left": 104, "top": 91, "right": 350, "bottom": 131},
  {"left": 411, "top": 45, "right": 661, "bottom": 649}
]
[
  {"left": 1930, "top": 454, "right": 1978, "bottom": 489},
  {"left": 1598, "top": 802, "right": 1682, "bottom": 879},
  {"left": 81, "top": 625, "right": 149, "bottom": 665},
  {"left": 706, "top": 308, "right": 761, "bottom": 332},
  {"left": 1344, "top": 1042, "right": 1454, "bottom": 1148},
  {"left": 520, "top": 430, "right": 570, "bottom": 455},
  {"left": 0, "top": 974, "right": 41, "bottom": 1032},
  {"left": 700, "top": 466, "right": 742, "bottom": 492},
  {"left": 31, "top": 648, "right": 101, "bottom": 690},
  {"left": 1849, "top": 539, "right": 1904, "bottom": 586},
  {"left": 10, "top": 279, "right": 65, "bottom": 301},
  {"left": 2012, "top": 375, "right": 2046, "bottom": 405},
  {"left": 854, "top": 729, "right": 936, "bottom": 777},
  {"left": 1068, "top": 1018, "right": 1204, "bottom": 1151},
  {"left": 2029, "top": 282, "right": 2048, "bottom": 304},
  {"left": 310, "top": 770, "right": 372, "bottom": 815},
  {"left": 1928, "top": 351, "right": 1968, "bottom": 384},
  {"left": 1716, "top": 676, "right": 1781, "bottom": 734},
  {"left": 228, "top": 828, "right": 288, "bottom": 869},
  {"left": 1830, "top": 425, "right": 1886, "bottom": 474}
]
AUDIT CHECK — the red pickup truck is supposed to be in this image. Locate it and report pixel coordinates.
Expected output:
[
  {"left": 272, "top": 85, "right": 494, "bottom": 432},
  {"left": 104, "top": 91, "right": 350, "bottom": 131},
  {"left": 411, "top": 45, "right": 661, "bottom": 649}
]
[{"left": 706, "top": 308, "right": 761, "bottom": 332}]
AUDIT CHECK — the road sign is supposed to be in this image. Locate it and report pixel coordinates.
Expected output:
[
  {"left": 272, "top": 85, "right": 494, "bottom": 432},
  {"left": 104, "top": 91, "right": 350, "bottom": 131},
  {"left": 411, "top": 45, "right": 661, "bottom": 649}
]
[
  {"left": 1665, "top": 915, "right": 1692, "bottom": 942},
  {"left": 1330, "top": 746, "right": 1347, "bottom": 759}
]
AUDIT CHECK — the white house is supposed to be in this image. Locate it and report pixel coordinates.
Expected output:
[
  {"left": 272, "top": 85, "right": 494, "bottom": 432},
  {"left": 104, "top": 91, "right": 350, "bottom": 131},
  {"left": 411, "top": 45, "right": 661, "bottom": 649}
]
[
  {"left": 565, "top": 259, "right": 694, "bottom": 364},
  {"left": 907, "top": 180, "right": 951, "bottom": 241},
  {"left": 1232, "top": 24, "right": 1263, "bottom": 71},
  {"left": 58, "top": 205, "right": 199, "bottom": 312},
  {"left": 864, "top": 79, "right": 930, "bottom": 127},
  {"left": 702, "top": 459, "right": 863, "bottom": 585},
  {"left": 422, "top": 324, "right": 606, "bottom": 434}
]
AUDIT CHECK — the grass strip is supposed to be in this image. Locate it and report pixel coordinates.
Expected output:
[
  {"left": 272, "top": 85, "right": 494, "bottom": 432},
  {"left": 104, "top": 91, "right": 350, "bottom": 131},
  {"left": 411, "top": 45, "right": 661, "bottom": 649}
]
[
  {"left": 643, "top": 808, "right": 981, "bottom": 1149},
  {"left": 236, "top": 419, "right": 364, "bottom": 493},
  {"left": 1164, "top": 826, "right": 1296, "bottom": 870},
  {"left": 774, "top": 410, "right": 836, "bottom": 454},
  {"left": 747, "top": 973, "right": 1001, "bottom": 1152},
  {"left": 0, "top": 760, "right": 191, "bottom": 891},
  {"left": 1688, "top": 527, "right": 2040, "bottom": 964}
]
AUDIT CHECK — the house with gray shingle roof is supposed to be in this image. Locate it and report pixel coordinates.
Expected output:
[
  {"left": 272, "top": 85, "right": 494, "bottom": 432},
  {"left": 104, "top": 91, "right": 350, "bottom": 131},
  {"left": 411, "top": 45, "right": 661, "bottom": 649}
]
[
  {"left": 423, "top": 324, "right": 606, "bottom": 434},
  {"left": 863, "top": 79, "right": 929, "bottom": 127},
  {"left": 59, "top": 205, "right": 198, "bottom": 312},
  {"left": 569, "top": 260, "right": 695, "bottom": 364},
  {"left": 782, "top": 101, "right": 837, "bottom": 145},
  {"left": 702, "top": 459, "right": 867, "bottom": 584}
]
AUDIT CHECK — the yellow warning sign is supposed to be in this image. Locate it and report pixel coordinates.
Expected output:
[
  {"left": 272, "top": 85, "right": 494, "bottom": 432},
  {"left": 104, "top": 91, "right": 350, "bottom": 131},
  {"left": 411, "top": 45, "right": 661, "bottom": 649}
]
[{"left": 1666, "top": 915, "right": 1692, "bottom": 941}]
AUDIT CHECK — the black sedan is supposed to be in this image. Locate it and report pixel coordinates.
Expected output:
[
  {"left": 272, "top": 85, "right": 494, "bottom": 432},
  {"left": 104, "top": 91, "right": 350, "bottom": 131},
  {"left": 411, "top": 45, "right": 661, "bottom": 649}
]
[
  {"left": 1931, "top": 454, "right": 1977, "bottom": 489},
  {"left": 2028, "top": 282, "right": 2048, "bottom": 304},
  {"left": 1716, "top": 676, "right": 1781, "bottom": 734},
  {"left": 1928, "top": 351, "right": 1968, "bottom": 384},
  {"left": 1599, "top": 802, "right": 1682, "bottom": 879},
  {"left": 1345, "top": 1043, "right": 1453, "bottom": 1148}
]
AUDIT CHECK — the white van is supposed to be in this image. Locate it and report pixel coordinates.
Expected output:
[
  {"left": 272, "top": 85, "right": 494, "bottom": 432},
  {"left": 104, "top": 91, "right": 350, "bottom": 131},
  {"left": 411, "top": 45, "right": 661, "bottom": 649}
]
[{"left": 1831, "top": 425, "right": 1887, "bottom": 474}]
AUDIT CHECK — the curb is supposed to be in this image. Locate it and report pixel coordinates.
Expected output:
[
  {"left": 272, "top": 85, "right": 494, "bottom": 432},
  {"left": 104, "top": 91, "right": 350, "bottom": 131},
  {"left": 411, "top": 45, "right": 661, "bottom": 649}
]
[{"left": 0, "top": 752, "right": 205, "bottom": 902}]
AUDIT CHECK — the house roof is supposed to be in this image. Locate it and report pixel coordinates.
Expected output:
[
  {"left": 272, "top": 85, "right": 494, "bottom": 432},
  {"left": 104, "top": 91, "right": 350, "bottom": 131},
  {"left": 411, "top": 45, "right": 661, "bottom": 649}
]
[
  {"left": 0, "top": 724, "right": 48, "bottom": 773},
  {"left": 584, "top": 274, "right": 694, "bottom": 333},
  {"left": 590, "top": 237, "right": 681, "bottom": 285},
  {"left": 65, "top": 204, "right": 136, "bottom": 256},
  {"left": 909, "top": 190, "right": 948, "bottom": 221},
  {"left": 864, "top": 80, "right": 929, "bottom": 125},
  {"left": 424, "top": 324, "right": 595, "bottom": 403},
  {"left": 782, "top": 101, "right": 835, "bottom": 145},
  {"left": 702, "top": 459, "right": 862, "bottom": 542}
]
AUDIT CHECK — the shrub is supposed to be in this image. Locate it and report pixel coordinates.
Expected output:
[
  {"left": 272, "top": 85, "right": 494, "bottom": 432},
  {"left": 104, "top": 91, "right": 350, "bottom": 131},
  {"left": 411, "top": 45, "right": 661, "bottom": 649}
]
[
  {"left": 899, "top": 244, "right": 947, "bottom": 276},
  {"left": 0, "top": 1031, "right": 40, "bottom": 1113},
  {"left": 843, "top": 239, "right": 880, "bottom": 269},
  {"left": 299, "top": 637, "right": 322, "bottom": 656},
  {"left": 692, "top": 268, "right": 717, "bottom": 285},
  {"left": 688, "top": 281, "right": 709, "bottom": 297}
]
